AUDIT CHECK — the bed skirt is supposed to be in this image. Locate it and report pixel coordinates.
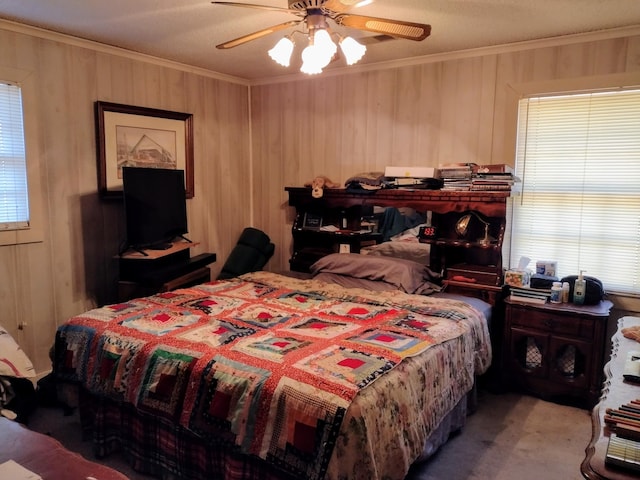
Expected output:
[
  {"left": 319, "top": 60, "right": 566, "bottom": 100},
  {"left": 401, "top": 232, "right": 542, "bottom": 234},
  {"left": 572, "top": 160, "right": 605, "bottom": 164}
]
[{"left": 75, "top": 384, "right": 475, "bottom": 480}]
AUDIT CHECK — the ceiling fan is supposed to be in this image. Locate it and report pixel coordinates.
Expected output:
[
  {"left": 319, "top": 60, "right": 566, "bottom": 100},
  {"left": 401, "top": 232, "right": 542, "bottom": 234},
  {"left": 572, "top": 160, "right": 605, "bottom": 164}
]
[{"left": 211, "top": 0, "right": 431, "bottom": 73}]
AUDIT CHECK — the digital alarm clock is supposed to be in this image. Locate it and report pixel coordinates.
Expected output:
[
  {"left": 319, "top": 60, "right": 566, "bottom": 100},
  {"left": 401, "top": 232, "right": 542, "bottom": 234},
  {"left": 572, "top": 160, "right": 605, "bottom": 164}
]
[{"left": 419, "top": 225, "right": 437, "bottom": 239}]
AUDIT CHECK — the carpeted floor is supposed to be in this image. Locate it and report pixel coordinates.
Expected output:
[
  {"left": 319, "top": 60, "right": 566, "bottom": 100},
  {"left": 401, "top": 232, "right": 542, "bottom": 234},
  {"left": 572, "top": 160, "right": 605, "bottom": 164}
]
[
  {"left": 406, "top": 390, "right": 591, "bottom": 480},
  {"left": 23, "top": 388, "right": 591, "bottom": 480}
]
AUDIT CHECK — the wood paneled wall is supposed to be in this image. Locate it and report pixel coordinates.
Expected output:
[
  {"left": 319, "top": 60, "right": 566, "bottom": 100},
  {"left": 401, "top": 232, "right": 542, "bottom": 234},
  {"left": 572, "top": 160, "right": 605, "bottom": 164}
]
[
  {"left": 250, "top": 34, "right": 640, "bottom": 276},
  {"left": 0, "top": 26, "right": 251, "bottom": 374},
  {"left": 2, "top": 22, "right": 639, "bottom": 375}
]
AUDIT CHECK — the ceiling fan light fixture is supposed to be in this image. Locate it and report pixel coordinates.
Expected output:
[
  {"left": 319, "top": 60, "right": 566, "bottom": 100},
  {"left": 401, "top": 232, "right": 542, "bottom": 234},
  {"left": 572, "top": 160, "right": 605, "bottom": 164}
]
[
  {"left": 300, "top": 43, "right": 325, "bottom": 74},
  {"left": 299, "top": 28, "right": 336, "bottom": 74},
  {"left": 314, "top": 28, "right": 337, "bottom": 62},
  {"left": 213, "top": 1, "right": 432, "bottom": 74},
  {"left": 268, "top": 36, "right": 294, "bottom": 67},
  {"left": 339, "top": 35, "right": 366, "bottom": 65}
]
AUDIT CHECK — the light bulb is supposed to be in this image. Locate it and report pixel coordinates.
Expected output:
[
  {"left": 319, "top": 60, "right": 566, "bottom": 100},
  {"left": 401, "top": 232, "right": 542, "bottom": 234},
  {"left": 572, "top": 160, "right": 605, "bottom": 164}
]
[
  {"left": 268, "top": 37, "right": 294, "bottom": 67},
  {"left": 340, "top": 36, "right": 366, "bottom": 65}
]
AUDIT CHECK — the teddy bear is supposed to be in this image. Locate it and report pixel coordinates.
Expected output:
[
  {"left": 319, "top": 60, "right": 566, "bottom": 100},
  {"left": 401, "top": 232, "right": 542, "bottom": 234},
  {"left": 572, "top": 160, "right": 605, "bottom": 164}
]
[{"left": 304, "top": 175, "right": 340, "bottom": 198}]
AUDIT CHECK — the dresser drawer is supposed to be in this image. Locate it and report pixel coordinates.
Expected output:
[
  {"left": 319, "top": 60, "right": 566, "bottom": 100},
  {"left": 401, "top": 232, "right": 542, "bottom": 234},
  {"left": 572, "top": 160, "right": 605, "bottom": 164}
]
[{"left": 508, "top": 304, "right": 595, "bottom": 339}]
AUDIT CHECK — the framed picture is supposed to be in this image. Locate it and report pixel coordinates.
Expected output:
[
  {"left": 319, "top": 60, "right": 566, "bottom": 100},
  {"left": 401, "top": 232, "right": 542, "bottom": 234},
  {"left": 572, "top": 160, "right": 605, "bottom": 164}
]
[
  {"left": 95, "top": 101, "right": 194, "bottom": 199},
  {"left": 302, "top": 212, "right": 323, "bottom": 230}
]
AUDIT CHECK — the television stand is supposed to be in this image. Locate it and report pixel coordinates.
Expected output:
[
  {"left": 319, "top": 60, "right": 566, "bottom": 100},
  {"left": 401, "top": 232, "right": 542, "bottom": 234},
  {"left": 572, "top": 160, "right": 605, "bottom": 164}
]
[
  {"left": 122, "top": 235, "right": 194, "bottom": 256},
  {"left": 117, "top": 241, "right": 216, "bottom": 301},
  {"left": 147, "top": 242, "right": 173, "bottom": 251}
]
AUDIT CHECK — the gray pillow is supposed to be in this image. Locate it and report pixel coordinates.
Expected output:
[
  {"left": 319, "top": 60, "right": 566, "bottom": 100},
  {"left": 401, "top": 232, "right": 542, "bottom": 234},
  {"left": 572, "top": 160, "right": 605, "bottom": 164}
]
[
  {"left": 362, "top": 241, "right": 431, "bottom": 265},
  {"left": 310, "top": 253, "right": 440, "bottom": 294}
]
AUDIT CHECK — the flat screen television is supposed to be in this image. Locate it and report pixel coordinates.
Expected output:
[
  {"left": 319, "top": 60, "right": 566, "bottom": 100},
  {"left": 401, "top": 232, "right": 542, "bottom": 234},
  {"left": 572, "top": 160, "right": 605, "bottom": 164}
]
[{"left": 122, "top": 167, "right": 188, "bottom": 251}]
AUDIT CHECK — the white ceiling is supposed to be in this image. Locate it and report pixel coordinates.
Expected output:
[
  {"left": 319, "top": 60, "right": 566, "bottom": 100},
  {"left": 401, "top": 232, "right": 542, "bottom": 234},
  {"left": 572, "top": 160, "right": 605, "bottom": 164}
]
[{"left": 1, "top": 0, "right": 640, "bottom": 82}]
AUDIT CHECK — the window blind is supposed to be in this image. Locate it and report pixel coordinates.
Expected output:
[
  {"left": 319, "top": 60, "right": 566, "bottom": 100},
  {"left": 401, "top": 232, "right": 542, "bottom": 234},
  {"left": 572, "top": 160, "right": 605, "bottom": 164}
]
[
  {"left": 511, "top": 88, "right": 640, "bottom": 295},
  {"left": 0, "top": 81, "right": 29, "bottom": 231}
]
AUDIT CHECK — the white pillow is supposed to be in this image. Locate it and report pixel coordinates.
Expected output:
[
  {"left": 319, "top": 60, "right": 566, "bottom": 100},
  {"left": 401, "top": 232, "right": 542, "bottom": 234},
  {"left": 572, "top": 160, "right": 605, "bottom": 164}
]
[{"left": 0, "top": 326, "right": 35, "bottom": 378}]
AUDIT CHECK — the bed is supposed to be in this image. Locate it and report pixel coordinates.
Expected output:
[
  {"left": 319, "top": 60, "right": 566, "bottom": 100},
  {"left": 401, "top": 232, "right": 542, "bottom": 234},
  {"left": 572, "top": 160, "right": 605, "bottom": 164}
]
[{"left": 53, "top": 253, "right": 492, "bottom": 480}]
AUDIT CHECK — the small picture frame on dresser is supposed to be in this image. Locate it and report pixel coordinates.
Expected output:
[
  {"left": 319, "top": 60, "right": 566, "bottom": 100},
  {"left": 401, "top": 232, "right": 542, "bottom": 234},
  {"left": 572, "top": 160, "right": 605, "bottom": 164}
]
[{"left": 302, "top": 212, "right": 323, "bottom": 230}]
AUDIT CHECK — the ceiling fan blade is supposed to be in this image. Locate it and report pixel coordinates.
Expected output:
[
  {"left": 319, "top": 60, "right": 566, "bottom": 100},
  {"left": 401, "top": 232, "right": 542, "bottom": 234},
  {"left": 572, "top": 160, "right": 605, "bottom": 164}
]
[
  {"left": 211, "top": 1, "right": 299, "bottom": 15},
  {"left": 334, "top": 14, "right": 431, "bottom": 41},
  {"left": 322, "top": 0, "right": 372, "bottom": 12},
  {"left": 216, "top": 20, "right": 300, "bottom": 49},
  {"left": 359, "top": 34, "right": 395, "bottom": 45}
]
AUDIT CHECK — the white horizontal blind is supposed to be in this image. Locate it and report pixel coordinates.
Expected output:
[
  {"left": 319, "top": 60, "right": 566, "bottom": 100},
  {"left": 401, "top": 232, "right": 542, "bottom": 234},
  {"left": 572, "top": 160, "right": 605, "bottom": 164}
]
[
  {"left": 0, "top": 81, "right": 29, "bottom": 230},
  {"left": 511, "top": 89, "right": 640, "bottom": 295}
]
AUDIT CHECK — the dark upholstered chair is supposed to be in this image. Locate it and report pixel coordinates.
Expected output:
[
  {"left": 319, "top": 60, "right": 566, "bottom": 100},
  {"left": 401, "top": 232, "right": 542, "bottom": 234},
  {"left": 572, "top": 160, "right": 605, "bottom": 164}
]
[{"left": 217, "top": 227, "right": 275, "bottom": 280}]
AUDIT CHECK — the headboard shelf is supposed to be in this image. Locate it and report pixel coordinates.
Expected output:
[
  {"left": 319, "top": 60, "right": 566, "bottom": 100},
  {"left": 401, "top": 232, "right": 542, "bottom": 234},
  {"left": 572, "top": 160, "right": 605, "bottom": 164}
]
[
  {"left": 285, "top": 187, "right": 510, "bottom": 217},
  {"left": 285, "top": 186, "right": 511, "bottom": 285}
]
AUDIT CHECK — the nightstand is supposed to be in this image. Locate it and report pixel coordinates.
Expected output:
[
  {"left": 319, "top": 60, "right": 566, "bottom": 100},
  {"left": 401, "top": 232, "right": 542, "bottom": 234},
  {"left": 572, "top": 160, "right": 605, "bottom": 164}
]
[{"left": 502, "top": 297, "right": 613, "bottom": 408}]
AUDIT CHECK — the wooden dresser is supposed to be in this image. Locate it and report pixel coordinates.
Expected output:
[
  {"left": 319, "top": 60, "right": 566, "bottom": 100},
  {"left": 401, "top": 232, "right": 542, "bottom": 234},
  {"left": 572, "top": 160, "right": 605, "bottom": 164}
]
[{"left": 582, "top": 316, "right": 640, "bottom": 479}]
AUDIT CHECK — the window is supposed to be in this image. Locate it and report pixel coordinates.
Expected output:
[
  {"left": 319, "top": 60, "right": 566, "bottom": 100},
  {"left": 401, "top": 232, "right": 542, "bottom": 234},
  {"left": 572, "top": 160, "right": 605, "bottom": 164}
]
[
  {"left": 510, "top": 88, "right": 640, "bottom": 295},
  {"left": 0, "top": 81, "right": 29, "bottom": 230}
]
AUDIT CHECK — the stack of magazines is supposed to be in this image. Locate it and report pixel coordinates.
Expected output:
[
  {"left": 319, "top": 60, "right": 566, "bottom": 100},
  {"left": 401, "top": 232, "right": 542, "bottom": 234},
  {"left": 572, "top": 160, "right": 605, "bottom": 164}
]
[{"left": 509, "top": 286, "right": 551, "bottom": 304}]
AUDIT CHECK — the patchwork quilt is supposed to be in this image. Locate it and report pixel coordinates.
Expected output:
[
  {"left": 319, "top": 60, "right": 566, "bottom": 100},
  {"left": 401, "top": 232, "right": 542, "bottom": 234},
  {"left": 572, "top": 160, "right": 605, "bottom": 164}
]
[{"left": 54, "top": 272, "right": 490, "bottom": 480}]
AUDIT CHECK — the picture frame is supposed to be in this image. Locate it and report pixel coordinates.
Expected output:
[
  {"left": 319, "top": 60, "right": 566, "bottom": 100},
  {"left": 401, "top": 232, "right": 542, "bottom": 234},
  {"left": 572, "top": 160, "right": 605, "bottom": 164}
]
[
  {"left": 95, "top": 101, "right": 194, "bottom": 199},
  {"left": 302, "top": 212, "right": 323, "bottom": 230}
]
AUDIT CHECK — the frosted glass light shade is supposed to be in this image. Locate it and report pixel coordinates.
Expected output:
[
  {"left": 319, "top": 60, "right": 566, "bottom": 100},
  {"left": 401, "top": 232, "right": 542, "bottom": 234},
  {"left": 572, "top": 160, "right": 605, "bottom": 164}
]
[
  {"left": 268, "top": 37, "right": 294, "bottom": 67},
  {"left": 300, "top": 44, "right": 324, "bottom": 74},
  {"left": 340, "top": 36, "right": 366, "bottom": 65},
  {"left": 313, "top": 29, "right": 337, "bottom": 65}
]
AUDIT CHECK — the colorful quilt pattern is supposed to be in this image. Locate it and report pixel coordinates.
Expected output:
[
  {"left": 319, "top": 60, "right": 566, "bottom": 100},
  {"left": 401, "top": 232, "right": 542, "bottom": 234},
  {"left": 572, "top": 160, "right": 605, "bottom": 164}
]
[{"left": 55, "top": 272, "right": 485, "bottom": 480}]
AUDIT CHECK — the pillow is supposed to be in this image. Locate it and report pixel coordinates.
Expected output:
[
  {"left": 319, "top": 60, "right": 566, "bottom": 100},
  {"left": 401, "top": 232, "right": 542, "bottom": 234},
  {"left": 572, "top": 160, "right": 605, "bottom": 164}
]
[
  {"left": 310, "top": 253, "right": 440, "bottom": 294},
  {"left": 389, "top": 223, "right": 426, "bottom": 242},
  {"left": 362, "top": 241, "right": 431, "bottom": 265},
  {"left": 0, "top": 326, "right": 35, "bottom": 378}
]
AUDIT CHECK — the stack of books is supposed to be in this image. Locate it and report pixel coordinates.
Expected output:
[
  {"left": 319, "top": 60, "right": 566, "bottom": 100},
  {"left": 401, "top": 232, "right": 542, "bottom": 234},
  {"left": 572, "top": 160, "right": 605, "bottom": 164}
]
[
  {"left": 470, "top": 164, "right": 517, "bottom": 191},
  {"left": 605, "top": 400, "right": 640, "bottom": 441},
  {"left": 439, "top": 163, "right": 474, "bottom": 191},
  {"left": 604, "top": 399, "right": 640, "bottom": 473},
  {"left": 509, "top": 286, "right": 551, "bottom": 304}
]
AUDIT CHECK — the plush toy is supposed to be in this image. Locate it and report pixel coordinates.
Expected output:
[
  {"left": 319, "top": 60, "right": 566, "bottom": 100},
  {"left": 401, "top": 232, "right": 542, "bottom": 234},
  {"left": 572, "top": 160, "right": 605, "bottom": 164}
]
[{"left": 304, "top": 175, "right": 340, "bottom": 198}]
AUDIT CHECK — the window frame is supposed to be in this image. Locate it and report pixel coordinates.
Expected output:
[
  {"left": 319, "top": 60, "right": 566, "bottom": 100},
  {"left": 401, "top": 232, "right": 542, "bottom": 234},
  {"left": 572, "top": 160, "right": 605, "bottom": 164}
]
[
  {"left": 503, "top": 72, "right": 640, "bottom": 300},
  {"left": 0, "top": 66, "right": 43, "bottom": 246}
]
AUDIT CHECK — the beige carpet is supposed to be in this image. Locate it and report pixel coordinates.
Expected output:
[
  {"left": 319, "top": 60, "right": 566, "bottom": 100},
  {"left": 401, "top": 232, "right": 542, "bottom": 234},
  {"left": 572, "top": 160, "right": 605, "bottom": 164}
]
[
  {"left": 407, "top": 390, "right": 592, "bottom": 480},
  {"left": 25, "top": 389, "right": 591, "bottom": 480}
]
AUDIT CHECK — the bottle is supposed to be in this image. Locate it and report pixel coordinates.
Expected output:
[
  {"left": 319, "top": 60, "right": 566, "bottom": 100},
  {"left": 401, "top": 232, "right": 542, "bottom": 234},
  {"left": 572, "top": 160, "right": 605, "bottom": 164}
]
[
  {"left": 340, "top": 210, "right": 348, "bottom": 230},
  {"left": 573, "top": 270, "right": 586, "bottom": 305},
  {"left": 562, "top": 282, "right": 570, "bottom": 303},
  {"left": 550, "top": 282, "right": 562, "bottom": 303}
]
